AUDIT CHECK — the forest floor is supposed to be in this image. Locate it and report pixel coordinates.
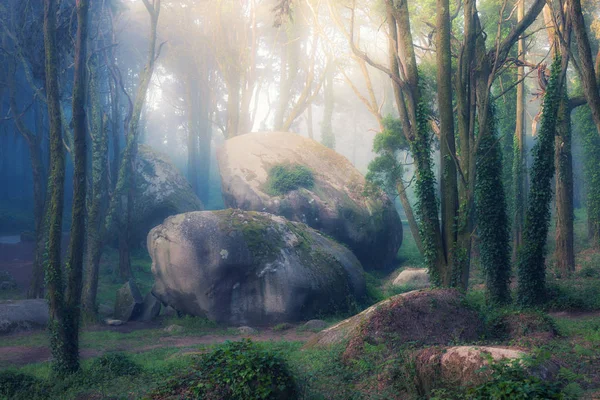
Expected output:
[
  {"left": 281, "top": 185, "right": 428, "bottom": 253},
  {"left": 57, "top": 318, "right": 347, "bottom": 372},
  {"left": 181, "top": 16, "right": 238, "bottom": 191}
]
[{"left": 2, "top": 218, "right": 600, "bottom": 398}]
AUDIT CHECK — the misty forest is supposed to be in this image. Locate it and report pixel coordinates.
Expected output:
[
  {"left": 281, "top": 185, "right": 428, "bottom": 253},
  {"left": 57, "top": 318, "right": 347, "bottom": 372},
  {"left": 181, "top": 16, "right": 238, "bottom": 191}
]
[{"left": 2, "top": 0, "right": 600, "bottom": 398}]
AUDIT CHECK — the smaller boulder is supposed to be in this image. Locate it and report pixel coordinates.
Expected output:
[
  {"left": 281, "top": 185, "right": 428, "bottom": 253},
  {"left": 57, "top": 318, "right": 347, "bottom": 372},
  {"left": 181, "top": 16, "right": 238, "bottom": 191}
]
[
  {"left": 393, "top": 268, "right": 430, "bottom": 288},
  {"left": 164, "top": 324, "right": 184, "bottom": 333},
  {"left": 137, "top": 292, "right": 161, "bottom": 322},
  {"left": 114, "top": 281, "right": 143, "bottom": 321},
  {"left": 162, "top": 306, "right": 178, "bottom": 318},
  {"left": 98, "top": 304, "right": 113, "bottom": 317},
  {"left": 105, "top": 319, "right": 124, "bottom": 326},
  {"left": 303, "top": 319, "right": 327, "bottom": 332},
  {"left": 238, "top": 326, "right": 258, "bottom": 335},
  {"left": 414, "top": 346, "right": 558, "bottom": 395},
  {"left": 0, "top": 299, "right": 48, "bottom": 335}
]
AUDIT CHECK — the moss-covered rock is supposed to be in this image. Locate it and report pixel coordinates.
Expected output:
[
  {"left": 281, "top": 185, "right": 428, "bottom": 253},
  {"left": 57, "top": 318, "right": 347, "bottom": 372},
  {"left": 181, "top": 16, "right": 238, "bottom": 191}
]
[
  {"left": 132, "top": 145, "right": 203, "bottom": 244},
  {"left": 217, "top": 132, "right": 402, "bottom": 271},
  {"left": 148, "top": 209, "right": 366, "bottom": 325}
]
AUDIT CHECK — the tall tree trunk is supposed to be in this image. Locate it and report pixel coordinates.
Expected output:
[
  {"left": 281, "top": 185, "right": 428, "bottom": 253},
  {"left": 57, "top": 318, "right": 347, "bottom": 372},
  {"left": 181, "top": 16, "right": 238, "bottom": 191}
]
[
  {"left": 226, "top": 76, "right": 240, "bottom": 138},
  {"left": 436, "top": 0, "right": 458, "bottom": 287},
  {"left": 388, "top": 0, "right": 446, "bottom": 285},
  {"left": 63, "top": 0, "right": 90, "bottom": 370},
  {"left": 321, "top": 65, "right": 335, "bottom": 149},
  {"left": 569, "top": 0, "right": 600, "bottom": 138},
  {"left": 43, "top": 0, "right": 68, "bottom": 374},
  {"left": 512, "top": 0, "right": 527, "bottom": 262},
  {"left": 555, "top": 98, "right": 575, "bottom": 275},
  {"left": 82, "top": 60, "right": 108, "bottom": 316},
  {"left": 186, "top": 81, "right": 199, "bottom": 195}
]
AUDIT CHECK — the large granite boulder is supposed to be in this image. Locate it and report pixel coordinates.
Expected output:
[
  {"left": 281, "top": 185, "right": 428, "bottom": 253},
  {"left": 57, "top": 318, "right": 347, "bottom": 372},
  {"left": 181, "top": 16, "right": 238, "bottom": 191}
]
[
  {"left": 217, "top": 132, "right": 402, "bottom": 271},
  {"left": 132, "top": 145, "right": 203, "bottom": 243},
  {"left": 0, "top": 299, "right": 48, "bottom": 335},
  {"left": 148, "top": 209, "right": 366, "bottom": 325}
]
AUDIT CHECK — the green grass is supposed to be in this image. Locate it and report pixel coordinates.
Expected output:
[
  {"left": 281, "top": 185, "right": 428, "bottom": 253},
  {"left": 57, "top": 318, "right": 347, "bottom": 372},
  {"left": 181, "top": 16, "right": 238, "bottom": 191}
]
[{"left": 95, "top": 247, "right": 154, "bottom": 309}]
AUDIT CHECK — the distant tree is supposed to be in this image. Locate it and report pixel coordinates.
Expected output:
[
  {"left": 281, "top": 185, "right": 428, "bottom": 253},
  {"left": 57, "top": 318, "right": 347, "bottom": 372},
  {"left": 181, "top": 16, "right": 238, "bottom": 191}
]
[{"left": 105, "top": 0, "right": 161, "bottom": 281}]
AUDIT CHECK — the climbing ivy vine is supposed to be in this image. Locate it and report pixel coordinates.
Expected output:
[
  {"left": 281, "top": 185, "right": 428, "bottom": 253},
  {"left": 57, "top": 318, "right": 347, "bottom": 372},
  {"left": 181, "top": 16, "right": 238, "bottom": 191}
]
[
  {"left": 411, "top": 99, "right": 441, "bottom": 286},
  {"left": 517, "top": 57, "right": 563, "bottom": 307},
  {"left": 475, "top": 104, "right": 512, "bottom": 304}
]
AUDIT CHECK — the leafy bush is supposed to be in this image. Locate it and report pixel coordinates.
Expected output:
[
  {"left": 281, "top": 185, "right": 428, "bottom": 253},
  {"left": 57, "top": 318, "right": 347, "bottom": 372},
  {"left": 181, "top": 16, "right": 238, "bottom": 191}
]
[
  {"left": 88, "top": 352, "right": 141, "bottom": 379},
  {"left": 265, "top": 164, "right": 314, "bottom": 195},
  {"left": 150, "top": 339, "right": 297, "bottom": 400},
  {"left": 0, "top": 370, "right": 41, "bottom": 398},
  {"left": 465, "top": 359, "right": 563, "bottom": 399},
  {"left": 546, "top": 279, "right": 600, "bottom": 311},
  {"left": 272, "top": 323, "right": 293, "bottom": 332}
]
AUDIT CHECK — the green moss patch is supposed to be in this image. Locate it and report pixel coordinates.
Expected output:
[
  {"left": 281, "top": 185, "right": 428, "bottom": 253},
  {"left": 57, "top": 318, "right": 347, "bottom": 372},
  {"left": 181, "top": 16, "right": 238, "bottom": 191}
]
[{"left": 265, "top": 164, "right": 314, "bottom": 195}]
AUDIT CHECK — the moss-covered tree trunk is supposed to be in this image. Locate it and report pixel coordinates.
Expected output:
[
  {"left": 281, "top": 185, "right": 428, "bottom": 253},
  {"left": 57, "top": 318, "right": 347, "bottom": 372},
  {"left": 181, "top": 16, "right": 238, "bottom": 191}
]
[
  {"left": 82, "top": 59, "right": 108, "bottom": 316},
  {"left": 43, "top": 0, "right": 68, "bottom": 374},
  {"left": 63, "top": 0, "right": 90, "bottom": 370}
]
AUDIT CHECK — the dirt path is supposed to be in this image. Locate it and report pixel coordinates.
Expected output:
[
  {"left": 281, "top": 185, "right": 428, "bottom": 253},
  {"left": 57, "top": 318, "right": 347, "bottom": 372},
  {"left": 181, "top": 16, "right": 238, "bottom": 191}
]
[
  {"left": 549, "top": 310, "right": 600, "bottom": 320},
  {"left": 0, "top": 326, "right": 316, "bottom": 368}
]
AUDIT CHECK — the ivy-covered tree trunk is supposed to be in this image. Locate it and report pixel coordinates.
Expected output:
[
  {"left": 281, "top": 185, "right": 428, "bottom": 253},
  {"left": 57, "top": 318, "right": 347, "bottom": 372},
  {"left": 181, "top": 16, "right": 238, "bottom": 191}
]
[
  {"left": 475, "top": 105, "right": 511, "bottom": 304},
  {"left": 517, "top": 57, "right": 564, "bottom": 306},
  {"left": 554, "top": 97, "right": 575, "bottom": 276}
]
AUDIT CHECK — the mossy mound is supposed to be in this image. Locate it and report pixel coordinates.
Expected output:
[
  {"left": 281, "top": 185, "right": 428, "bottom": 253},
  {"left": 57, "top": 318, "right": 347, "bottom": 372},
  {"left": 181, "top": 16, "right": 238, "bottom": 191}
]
[{"left": 305, "top": 289, "right": 484, "bottom": 358}]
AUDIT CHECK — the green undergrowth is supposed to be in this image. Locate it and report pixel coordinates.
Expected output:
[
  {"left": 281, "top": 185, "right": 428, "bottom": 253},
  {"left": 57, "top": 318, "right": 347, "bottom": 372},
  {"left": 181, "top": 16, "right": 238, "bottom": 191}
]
[{"left": 148, "top": 339, "right": 298, "bottom": 399}]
